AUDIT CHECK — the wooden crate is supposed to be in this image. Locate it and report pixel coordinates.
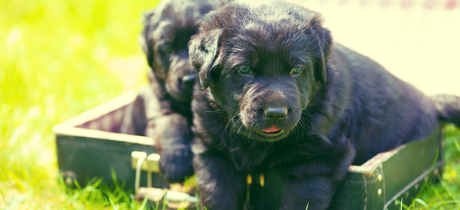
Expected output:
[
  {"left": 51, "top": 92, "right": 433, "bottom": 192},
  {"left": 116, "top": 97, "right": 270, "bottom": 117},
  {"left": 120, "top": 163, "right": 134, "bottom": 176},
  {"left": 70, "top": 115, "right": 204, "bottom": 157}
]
[
  {"left": 53, "top": 88, "right": 444, "bottom": 210},
  {"left": 53, "top": 88, "right": 169, "bottom": 190}
]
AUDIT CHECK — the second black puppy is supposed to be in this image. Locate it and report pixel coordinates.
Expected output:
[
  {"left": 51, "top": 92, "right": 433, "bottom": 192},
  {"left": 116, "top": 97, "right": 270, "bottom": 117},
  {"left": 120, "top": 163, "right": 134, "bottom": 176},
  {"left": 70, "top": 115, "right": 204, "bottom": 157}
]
[
  {"left": 121, "top": 0, "right": 228, "bottom": 183},
  {"left": 188, "top": 1, "right": 460, "bottom": 210}
]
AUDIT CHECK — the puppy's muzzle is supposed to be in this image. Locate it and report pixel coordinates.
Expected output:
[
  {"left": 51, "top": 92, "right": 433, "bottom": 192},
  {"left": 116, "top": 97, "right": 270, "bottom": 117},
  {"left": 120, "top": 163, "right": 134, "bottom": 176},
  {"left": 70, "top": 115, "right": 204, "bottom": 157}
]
[{"left": 264, "top": 107, "right": 288, "bottom": 124}]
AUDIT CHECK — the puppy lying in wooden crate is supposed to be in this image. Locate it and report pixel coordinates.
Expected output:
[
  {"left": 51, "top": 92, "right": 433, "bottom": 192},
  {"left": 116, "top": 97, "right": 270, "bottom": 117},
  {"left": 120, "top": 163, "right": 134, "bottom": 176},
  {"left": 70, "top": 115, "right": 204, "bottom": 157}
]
[
  {"left": 186, "top": 1, "right": 460, "bottom": 209},
  {"left": 53, "top": 87, "right": 446, "bottom": 210}
]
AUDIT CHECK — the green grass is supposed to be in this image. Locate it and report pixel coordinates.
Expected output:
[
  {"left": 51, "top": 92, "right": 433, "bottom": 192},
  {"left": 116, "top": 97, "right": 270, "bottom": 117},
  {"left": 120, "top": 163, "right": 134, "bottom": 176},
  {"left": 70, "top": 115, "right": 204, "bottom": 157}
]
[
  {"left": 408, "top": 125, "right": 460, "bottom": 209},
  {"left": 0, "top": 0, "right": 157, "bottom": 209},
  {"left": 0, "top": 0, "right": 459, "bottom": 209}
]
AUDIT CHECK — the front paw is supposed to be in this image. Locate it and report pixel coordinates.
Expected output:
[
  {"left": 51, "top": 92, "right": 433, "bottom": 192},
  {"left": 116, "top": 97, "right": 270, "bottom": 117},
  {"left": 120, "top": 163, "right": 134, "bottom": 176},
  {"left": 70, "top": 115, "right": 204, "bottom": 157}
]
[
  {"left": 146, "top": 114, "right": 194, "bottom": 183},
  {"left": 158, "top": 145, "right": 194, "bottom": 183}
]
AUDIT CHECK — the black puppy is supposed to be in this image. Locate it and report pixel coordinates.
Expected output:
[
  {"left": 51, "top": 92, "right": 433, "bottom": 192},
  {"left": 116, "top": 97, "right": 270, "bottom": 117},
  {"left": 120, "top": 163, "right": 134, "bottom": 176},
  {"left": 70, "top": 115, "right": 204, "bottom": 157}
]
[
  {"left": 188, "top": 1, "right": 460, "bottom": 209},
  {"left": 121, "top": 0, "right": 228, "bottom": 183}
]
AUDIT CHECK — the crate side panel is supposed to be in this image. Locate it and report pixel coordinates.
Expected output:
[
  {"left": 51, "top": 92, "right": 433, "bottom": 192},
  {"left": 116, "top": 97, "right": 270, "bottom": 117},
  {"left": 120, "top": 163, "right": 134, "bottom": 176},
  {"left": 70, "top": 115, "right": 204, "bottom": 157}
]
[
  {"left": 56, "top": 135, "right": 169, "bottom": 190},
  {"left": 381, "top": 126, "right": 441, "bottom": 201},
  {"left": 385, "top": 161, "right": 443, "bottom": 210}
]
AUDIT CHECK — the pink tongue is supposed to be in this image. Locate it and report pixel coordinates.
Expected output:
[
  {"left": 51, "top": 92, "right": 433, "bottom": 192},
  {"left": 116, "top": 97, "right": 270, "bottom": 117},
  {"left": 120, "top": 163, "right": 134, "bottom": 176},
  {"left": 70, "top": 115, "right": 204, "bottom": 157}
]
[{"left": 262, "top": 126, "right": 281, "bottom": 133}]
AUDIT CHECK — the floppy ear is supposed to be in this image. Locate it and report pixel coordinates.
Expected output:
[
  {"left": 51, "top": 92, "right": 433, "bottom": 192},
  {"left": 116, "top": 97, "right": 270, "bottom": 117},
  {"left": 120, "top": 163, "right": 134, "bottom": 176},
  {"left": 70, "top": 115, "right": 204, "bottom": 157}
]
[
  {"left": 309, "top": 16, "right": 332, "bottom": 84},
  {"left": 140, "top": 10, "right": 156, "bottom": 68},
  {"left": 188, "top": 29, "right": 224, "bottom": 89}
]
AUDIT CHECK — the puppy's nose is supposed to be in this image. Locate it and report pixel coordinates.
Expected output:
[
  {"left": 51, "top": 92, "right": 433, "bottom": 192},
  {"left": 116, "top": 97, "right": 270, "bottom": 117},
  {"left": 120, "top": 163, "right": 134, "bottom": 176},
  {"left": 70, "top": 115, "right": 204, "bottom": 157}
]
[
  {"left": 264, "top": 107, "right": 288, "bottom": 123},
  {"left": 182, "top": 74, "right": 196, "bottom": 87}
]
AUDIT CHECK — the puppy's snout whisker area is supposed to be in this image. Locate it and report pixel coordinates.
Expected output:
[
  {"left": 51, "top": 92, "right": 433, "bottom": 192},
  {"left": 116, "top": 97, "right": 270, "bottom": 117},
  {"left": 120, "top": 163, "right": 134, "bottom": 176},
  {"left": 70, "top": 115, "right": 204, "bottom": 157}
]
[{"left": 264, "top": 107, "right": 288, "bottom": 123}]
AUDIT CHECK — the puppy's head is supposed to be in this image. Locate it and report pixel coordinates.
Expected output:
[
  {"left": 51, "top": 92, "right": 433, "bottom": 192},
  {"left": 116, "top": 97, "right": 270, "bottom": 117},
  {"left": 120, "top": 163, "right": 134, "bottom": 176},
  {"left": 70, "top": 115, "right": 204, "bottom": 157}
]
[
  {"left": 141, "top": 0, "right": 224, "bottom": 102},
  {"left": 189, "top": 2, "right": 332, "bottom": 142}
]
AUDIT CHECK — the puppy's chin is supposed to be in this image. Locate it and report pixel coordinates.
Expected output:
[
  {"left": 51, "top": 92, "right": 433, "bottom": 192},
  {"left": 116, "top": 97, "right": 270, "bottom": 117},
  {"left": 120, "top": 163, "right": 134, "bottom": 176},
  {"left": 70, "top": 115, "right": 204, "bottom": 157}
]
[
  {"left": 236, "top": 111, "right": 301, "bottom": 142},
  {"left": 235, "top": 126, "right": 292, "bottom": 142}
]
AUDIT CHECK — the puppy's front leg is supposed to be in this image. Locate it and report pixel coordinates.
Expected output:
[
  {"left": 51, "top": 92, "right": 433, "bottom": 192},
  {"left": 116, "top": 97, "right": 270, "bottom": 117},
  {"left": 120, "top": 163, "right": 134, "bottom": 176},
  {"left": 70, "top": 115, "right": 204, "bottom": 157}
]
[
  {"left": 280, "top": 140, "right": 355, "bottom": 210},
  {"left": 194, "top": 153, "right": 246, "bottom": 210},
  {"left": 280, "top": 176, "right": 337, "bottom": 210},
  {"left": 147, "top": 113, "right": 194, "bottom": 183}
]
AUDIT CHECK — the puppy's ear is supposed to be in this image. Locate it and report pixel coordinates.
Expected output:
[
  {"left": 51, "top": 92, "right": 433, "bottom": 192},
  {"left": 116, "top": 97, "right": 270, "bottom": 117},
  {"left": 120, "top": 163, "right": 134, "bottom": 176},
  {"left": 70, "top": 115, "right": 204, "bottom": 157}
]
[
  {"left": 140, "top": 10, "right": 156, "bottom": 68},
  {"left": 188, "top": 29, "right": 224, "bottom": 89},
  {"left": 309, "top": 16, "right": 332, "bottom": 84}
]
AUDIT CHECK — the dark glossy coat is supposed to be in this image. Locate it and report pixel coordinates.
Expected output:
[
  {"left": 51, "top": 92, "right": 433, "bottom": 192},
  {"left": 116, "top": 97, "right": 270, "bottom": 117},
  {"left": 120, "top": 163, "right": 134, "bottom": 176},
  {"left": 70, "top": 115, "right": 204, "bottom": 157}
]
[
  {"left": 121, "top": 0, "right": 229, "bottom": 183},
  {"left": 188, "top": 1, "right": 460, "bottom": 209}
]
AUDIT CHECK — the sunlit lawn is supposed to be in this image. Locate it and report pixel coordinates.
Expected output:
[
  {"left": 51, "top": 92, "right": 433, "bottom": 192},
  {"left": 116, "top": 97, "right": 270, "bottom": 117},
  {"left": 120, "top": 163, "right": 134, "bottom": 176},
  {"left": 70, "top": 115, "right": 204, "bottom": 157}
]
[
  {"left": 0, "top": 0, "right": 157, "bottom": 209},
  {"left": 0, "top": 0, "right": 459, "bottom": 209}
]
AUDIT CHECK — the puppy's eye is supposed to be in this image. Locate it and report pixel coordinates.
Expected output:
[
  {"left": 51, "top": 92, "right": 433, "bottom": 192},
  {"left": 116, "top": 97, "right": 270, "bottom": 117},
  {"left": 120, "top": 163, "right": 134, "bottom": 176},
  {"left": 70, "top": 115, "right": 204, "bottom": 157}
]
[
  {"left": 239, "top": 67, "right": 252, "bottom": 75},
  {"left": 290, "top": 68, "right": 304, "bottom": 75},
  {"left": 164, "top": 47, "right": 174, "bottom": 54}
]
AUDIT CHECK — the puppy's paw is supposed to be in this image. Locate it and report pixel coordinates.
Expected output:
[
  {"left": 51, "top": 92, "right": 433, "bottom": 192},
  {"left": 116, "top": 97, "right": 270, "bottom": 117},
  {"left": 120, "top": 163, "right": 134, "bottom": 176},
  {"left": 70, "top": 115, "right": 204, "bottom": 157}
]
[
  {"left": 147, "top": 114, "right": 194, "bottom": 183},
  {"left": 158, "top": 144, "right": 194, "bottom": 183}
]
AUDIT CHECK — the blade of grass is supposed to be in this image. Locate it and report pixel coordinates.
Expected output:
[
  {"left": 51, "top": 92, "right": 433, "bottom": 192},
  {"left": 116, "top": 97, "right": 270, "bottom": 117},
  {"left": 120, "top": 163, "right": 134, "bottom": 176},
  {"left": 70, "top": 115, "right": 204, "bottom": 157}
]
[
  {"left": 163, "top": 198, "right": 168, "bottom": 210},
  {"left": 414, "top": 198, "right": 429, "bottom": 209},
  {"left": 138, "top": 196, "right": 149, "bottom": 210},
  {"left": 395, "top": 198, "right": 410, "bottom": 210},
  {"left": 196, "top": 191, "right": 200, "bottom": 210}
]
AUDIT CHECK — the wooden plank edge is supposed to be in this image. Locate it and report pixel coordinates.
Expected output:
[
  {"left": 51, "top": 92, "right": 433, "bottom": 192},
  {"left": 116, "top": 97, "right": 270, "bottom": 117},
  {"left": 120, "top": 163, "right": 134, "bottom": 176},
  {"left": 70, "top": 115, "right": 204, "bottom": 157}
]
[
  {"left": 349, "top": 146, "right": 404, "bottom": 173},
  {"left": 55, "top": 127, "right": 154, "bottom": 146}
]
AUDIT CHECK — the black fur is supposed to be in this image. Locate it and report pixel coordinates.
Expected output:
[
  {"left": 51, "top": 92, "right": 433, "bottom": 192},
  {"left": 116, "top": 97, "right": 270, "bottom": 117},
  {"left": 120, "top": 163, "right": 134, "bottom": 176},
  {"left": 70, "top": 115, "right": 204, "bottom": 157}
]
[
  {"left": 188, "top": 1, "right": 460, "bottom": 209},
  {"left": 121, "top": 0, "right": 229, "bottom": 183},
  {"left": 431, "top": 94, "right": 460, "bottom": 127}
]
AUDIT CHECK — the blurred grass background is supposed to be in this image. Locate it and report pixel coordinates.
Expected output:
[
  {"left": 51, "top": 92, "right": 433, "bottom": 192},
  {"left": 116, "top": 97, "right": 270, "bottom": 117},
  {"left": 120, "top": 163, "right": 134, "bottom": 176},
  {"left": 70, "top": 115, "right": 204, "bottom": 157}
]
[
  {"left": 0, "top": 0, "right": 459, "bottom": 209},
  {"left": 0, "top": 0, "right": 159, "bottom": 209}
]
